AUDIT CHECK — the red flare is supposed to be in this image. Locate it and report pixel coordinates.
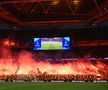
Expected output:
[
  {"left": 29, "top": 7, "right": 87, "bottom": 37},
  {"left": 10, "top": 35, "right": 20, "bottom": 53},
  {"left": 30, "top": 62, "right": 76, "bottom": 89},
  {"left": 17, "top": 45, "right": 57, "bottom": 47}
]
[{"left": 0, "top": 47, "right": 108, "bottom": 77}]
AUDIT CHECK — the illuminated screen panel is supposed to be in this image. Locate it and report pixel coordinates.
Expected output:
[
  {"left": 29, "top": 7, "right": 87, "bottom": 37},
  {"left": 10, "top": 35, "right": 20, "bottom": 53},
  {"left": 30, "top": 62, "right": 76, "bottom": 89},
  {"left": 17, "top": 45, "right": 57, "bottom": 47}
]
[{"left": 34, "top": 37, "right": 70, "bottom": 50}]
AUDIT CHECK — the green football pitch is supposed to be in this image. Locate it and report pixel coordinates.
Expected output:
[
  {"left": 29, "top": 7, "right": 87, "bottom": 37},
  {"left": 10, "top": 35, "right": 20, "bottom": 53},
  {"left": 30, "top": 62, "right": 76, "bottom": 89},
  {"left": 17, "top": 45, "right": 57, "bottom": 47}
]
[
  {"left": 0, "top": 82, "right": 108, "bottom": 90},
  {"left": 41, "top": 42, "right": 62, "bottom": 50}
]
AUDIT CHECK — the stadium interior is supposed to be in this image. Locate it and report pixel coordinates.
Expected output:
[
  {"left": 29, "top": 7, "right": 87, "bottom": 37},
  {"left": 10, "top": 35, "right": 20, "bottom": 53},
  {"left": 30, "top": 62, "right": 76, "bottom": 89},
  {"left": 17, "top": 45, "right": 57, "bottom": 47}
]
[{"left": 0, "top": 0, "right": 108, "bottom": 84}]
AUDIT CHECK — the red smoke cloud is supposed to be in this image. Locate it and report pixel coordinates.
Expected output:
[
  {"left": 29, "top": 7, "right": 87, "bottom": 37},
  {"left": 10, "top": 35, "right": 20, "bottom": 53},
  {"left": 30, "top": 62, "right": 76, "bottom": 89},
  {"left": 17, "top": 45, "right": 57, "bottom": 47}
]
[{"left": 0, "top": 47, "right": 107, "bottom": 76}]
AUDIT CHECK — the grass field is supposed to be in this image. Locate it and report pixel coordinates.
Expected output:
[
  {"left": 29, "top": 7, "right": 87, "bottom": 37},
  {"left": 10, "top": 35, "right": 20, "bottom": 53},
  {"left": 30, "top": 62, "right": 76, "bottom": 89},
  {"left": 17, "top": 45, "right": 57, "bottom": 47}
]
[
  {"left": 0, "top": 82, "right": 108, "bottom": 90},
  {"left": 41, "top": 42, "right": 62, "bottom": 50}
]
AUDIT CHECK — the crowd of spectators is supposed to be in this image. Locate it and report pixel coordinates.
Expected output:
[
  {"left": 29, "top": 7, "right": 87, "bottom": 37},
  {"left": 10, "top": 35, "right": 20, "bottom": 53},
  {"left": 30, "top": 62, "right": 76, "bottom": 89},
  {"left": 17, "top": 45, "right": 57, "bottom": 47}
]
[{"left": 0, "top": 73, "right": 108, "bottom": 81}]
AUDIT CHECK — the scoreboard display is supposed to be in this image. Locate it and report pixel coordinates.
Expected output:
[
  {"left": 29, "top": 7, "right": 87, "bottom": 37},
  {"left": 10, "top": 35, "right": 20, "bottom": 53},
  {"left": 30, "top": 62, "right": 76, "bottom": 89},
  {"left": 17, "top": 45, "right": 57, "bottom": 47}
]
[{"left": 34, "top": 37, "right": 70, "bottom": 50}]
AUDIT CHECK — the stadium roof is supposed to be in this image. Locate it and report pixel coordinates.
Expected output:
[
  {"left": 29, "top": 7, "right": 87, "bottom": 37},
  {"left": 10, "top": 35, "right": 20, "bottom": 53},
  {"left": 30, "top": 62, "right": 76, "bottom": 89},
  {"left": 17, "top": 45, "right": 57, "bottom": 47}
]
[{"left": 0, "top": 0, "right": 108, "bottom": 25}]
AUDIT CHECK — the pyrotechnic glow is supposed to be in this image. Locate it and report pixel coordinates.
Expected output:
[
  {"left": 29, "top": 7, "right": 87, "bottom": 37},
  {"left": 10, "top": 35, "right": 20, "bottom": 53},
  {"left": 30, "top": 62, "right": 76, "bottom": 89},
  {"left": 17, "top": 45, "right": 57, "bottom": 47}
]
[
  {"left": 3, "top": 39, "right": 15, "bottom": 47},
  {"left": 0, "top": 47, "right": 107, "bottom": 76}
]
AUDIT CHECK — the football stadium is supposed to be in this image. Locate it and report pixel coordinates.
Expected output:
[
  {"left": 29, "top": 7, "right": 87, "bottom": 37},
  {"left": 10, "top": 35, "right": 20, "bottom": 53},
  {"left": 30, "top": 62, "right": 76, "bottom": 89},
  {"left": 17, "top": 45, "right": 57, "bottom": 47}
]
[{"left": 0, "top": 0, "right": 108, "bottom": 90}]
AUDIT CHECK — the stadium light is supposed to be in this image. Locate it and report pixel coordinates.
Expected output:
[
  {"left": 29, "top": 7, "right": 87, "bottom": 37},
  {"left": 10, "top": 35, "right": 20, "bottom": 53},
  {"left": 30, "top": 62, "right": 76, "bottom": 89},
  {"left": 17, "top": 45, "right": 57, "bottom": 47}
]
[
  {"left": 51, "top": 0, "right": 60, "bottom": 5},
  {"left": 73, "top": 0, "right": 80, "bottom": 5}
]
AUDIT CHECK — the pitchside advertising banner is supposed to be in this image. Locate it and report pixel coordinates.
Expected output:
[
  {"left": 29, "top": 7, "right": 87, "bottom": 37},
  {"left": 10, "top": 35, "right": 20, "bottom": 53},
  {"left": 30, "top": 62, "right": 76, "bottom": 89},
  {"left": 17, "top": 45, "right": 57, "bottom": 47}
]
[{"left": 34, "top": 37, "right": 70, "bottom": 50}]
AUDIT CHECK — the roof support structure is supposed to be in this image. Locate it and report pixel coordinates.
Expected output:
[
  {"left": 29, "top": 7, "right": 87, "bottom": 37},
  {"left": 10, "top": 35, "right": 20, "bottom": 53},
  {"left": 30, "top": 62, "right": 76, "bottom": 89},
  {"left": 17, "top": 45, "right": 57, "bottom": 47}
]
[
  {"left": 0, "top": 0, "right": 52, "bottom": 4},
  {"left": 0, "top": 7, "right": 22, "bottom": 24}
]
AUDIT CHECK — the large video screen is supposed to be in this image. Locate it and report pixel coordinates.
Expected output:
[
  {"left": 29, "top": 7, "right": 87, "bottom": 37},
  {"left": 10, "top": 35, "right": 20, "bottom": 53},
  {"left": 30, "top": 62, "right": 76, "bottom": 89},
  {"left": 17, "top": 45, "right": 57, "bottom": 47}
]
[{"left": 34, "top": 37, "right": 70, "bottom": 50}]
